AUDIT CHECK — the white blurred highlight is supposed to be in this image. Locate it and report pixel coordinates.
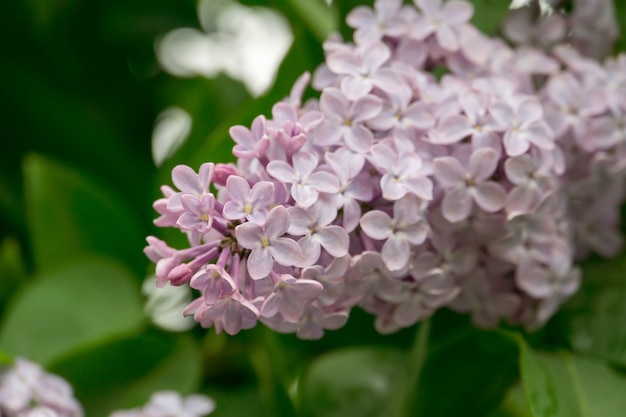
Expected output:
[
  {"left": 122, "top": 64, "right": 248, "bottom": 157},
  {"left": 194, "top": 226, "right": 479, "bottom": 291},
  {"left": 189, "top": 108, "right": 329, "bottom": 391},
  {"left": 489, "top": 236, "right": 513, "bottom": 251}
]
[
  {"left": 151, "top": 106, "right": 192, "bottom": 167},
  {"left": 156, "top": 0, "right": 293, "bottom": 97},
  {"left": 142, "top": 276, "right": 196, "bottom": 332}
]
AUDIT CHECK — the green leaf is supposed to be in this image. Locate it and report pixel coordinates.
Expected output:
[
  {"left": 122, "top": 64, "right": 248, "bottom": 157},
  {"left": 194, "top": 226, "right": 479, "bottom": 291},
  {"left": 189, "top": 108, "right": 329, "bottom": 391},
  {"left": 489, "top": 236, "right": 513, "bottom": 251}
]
[
  {"left": 490, "top": 384, "right": 533, "bottom": 417},
  {"left": 519, "top": 341, "right": 626, "bottom": 417},
  {"left": 0, "top": 237, "right": 26, "bottom": 311},
  {"left": 23, "top": 154, "right": 145, "bottom": 274},
  {"left": 51, "top": 331, "right": 202, "bottom": 417},
  {"left": 285, "top": 0, "right": 338, "bottom": 42},
  {"left": 468, "top": 0, "right": 510, "bottom": 35},
  {"left": 0, "top": 350, "right": 13, "bottom": 366},
  {"left": 411, "top": 330, "right": 519, "bottom": 417},
  {"left": 298, "top": 347, "right": 405, "bottom": 417},
  {"left": 0, "top": 256, "right": 145, "bottom": 366},
  {"left": 208, "top": 385, "right": 264, "bottom": 417},
  {"left": 554, "top": 254, "right": 626, "bottom": 366}
]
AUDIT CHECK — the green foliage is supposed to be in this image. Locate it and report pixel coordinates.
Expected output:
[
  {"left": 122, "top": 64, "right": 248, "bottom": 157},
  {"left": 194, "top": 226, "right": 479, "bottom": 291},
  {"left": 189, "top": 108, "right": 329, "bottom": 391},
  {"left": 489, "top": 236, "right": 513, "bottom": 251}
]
[
  {"left": 0, "top": 238, "right": 26, "bottom": 313},
  {"left": 0, "top": 256, "right": 145, "bottom": 366},
  {"left": 51, "top": 331, "right": 202, "bottom": 417},
  {"left": 519, "top": 340, "right": 626, "bottom": 417},
  {"left": 468, "top": 0, "right": 510, "bottom": 35},
  {"left": 23, "top": 154, "right": 146, "bottom": 275},
  {"left": 553, "top": 254, "right": 626, "bottom": 366},
  {"left": 298, "top": 347, "right": 405, "bottom": 417}
]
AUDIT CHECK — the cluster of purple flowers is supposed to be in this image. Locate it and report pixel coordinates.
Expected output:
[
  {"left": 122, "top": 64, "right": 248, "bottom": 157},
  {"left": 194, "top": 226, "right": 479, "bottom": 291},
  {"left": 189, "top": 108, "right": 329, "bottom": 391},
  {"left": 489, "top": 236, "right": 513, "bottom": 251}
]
[
  {"left": 146, "top": 0, "right": 626, "bottom": 337},
  {"left": 0, "top": 358, "right": 215, "bottom": 417},
  {"left": 0, "top": 358, "right": 82, "bottom": 417}
]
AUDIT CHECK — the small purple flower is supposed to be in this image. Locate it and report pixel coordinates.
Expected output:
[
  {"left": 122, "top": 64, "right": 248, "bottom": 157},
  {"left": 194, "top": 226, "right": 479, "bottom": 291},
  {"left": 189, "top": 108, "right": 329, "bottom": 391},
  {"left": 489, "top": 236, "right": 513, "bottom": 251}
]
[
  {"left": 434, "top": 147, "right": 506, "bottom": 222},
  {"left": 222, "top": 176, "right": 274, "bottom": 224},
  {"left": 370, "top": 143, "right": 433, "bottom": 201},
  {"left": 311, "top": 87, "right": 382, "bottom": 152},
  {"left": 266, "top": 151, "right": 340, "bottom": 208},
  {"left": 346, "top": 0, "right": 406, "bottom": 45},
  {"left": 189, "top": 291, "right": 259, "bottom": 335},
  {"left": 229, "top": 115, "right": 270, "bottom": 159},
  {"left": 360, "top": 195, "right": 429, "bottom": 271},
  {"left": 410, "top": 0, "right": 474, "bottom": 51},
  {"left": 190, "top": 264, "right": 237, "bottom": 305},
  {"left": 489, "top": 97, "right": 554, "bottom": 156},
  {"left": 176, "top": 194, "right": 216, "bottom": 233},
  {"left": 260, "top": 274, "right": 324, "bottom": 323},
  {"left": 288, "top": 204, "right": 350, "bottom": 266},
  {"left": 235, "top": 206, "right": 302, "bottom": 279},
  {"left": 326, "top": 42, "right": 404, "bottom": 99}
]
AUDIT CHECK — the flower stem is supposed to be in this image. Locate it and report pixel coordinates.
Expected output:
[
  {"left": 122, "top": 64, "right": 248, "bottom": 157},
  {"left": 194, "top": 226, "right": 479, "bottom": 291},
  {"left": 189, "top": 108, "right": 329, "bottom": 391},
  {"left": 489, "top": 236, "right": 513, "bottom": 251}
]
[{"left": 389, "top": 318, "right": 432, "bottom": 417}]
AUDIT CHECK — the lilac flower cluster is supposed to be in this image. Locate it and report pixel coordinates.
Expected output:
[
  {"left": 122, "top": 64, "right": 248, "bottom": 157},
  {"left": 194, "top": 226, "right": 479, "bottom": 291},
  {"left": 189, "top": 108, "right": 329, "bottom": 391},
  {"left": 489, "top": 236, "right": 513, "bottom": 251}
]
[
  {"left": 0, "top": 358, "right": 82, "bottom": 417},
  {"left": 146, "top": 0, "right": 626, "bottom": 336},
  {"left": 109, "top": 391, "right": 215, "bottom": 417},
  {"left": 0, "top": 357, "right": 215, "bottom": 417}
]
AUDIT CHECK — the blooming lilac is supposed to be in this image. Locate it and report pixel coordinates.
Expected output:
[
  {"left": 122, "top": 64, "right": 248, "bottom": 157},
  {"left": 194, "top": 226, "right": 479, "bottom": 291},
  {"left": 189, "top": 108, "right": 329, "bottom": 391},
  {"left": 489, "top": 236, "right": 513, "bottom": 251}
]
[
  {"left": 370, "top": 143, "right": 433, "bottom": 201},
  {"left": 0, "top": 358, "right": 82, "bottom": 417},
  {"left": 434, "top": 147, "right": 506, "bottom": 222},
  {"left": 222, "top": 176, "right": 274, "bottom": 223},
  {"left": 288, "top": 204, "right": 349, "bottom": 265},
  {"left": 360, "top": 195, "right": 429, "bottom": 271},
  {"left": 410, "top": 0, "right": 474, "bottom": 51},
  {"left": 266, "top": 151, "right": 339, "bottom": 208},
  {"left": 146, "top": 0, "right": 626, "bottom": 337},
  {"left": 325, "top": 42, "right": 404, "bottom": 100},
  {"left": 489, "top": 97, "right": 554, "bottom": 156},
  {"left": 346, "top": 0, "right": 406, "bottom": 45},
  {"left": 311, "top": 87, "right": 382, "bottom": 152},
  {"left": 260, "top": 273, "right": 324, "bottom": 323},
  {"left": 235, "top": 206, "right": 302, "bottom": 279},
  {"left": 109, "top": 391, "right": 215, "bottom": 417}
]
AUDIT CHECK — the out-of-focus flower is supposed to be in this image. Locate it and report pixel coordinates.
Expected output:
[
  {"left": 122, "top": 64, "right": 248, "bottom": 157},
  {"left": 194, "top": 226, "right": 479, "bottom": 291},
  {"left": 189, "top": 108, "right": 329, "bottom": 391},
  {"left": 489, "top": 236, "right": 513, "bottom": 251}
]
[
  {"left": 109, "top": 391, "right": 215, "bottom": 417},
  {"left": 0, "top": 358, "right": 82, "bottom": 417}
]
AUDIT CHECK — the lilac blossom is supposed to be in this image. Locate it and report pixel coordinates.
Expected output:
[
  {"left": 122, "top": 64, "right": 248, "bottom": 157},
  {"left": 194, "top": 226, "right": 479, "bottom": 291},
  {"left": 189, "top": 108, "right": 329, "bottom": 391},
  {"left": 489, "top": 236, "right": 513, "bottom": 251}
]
[
  {"left": 146, "top": 0, "right": 626, "bottom": 337},
  {"left": 360, "top": 195, "right": 429, "bottom": 271},
  {"left": 434, "top": 148, "right": 506, "bottom": 222},
  {"left": 410, "top": 0, "right": 474, "bottom": 51},
  {"left": 260, "top": 273, "right": 324, "bottom": 323},
  {"left": 489, "top": 97, "right": 554, "bottom": 156},
  {"left": 266, "top": 151, "right": 339, "bottom": 208},
  {"left": 311, "top": 88, "right": 382, "bottom": 152},
  {"left": 346, "top": 0, "right": 406, "bottom": 45},
  {"left": 369, "top": 143, "right": 433, "bottom": 201},
  {"left": 325, "top": 42, "right": 404, "bottom": 100},
  {"left": 0, "top": 358, "right": 82, "bottom": 417},
  {"left": 109, "top": 391, "right": 215, "bottom": 417},
  {"left": 288, "top": 204, "right": 349, "bottom": 265},
  {"left": 235, "top": 206, "right": 303, "bottom": 279},
  {"left": 222, "top": 176, "right": 274, "bottom": 223}
]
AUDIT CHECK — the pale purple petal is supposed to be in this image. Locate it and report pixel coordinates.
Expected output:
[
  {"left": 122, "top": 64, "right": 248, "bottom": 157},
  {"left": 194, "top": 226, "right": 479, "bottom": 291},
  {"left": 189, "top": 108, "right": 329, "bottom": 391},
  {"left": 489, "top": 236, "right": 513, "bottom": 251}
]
[
  {"left": 442, "top": 187, "right": 472, "bottom": 222},
  {"left": 382, "top": 235, "right": 411, "bottom": 271},
  {"left": 248, "top": 247, "right": 273, "bottom": 280},
  {"left": 473, "top": 181, "right": 506, "bottom": 212},
  {"left": 360, "top": 210, "right": 393, "bottom": 240},
  {"left": 317, "top": 226, "right": 350, "bottom": 257},
  {"left": 469, "top": 148, "right": 499, "bottom": 180},
  {"left": 269, "top": 238, "right": 303, "bottom": 267},
  {"left": 434, "top": 157, "right": 467, "bottom": 187}
]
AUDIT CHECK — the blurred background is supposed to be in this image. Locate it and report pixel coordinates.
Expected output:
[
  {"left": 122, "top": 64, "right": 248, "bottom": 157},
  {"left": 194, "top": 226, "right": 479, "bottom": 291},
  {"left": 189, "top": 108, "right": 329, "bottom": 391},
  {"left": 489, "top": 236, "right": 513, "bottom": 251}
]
[{"left": 2, "top": 1, "right": 626, "bottom": 416}]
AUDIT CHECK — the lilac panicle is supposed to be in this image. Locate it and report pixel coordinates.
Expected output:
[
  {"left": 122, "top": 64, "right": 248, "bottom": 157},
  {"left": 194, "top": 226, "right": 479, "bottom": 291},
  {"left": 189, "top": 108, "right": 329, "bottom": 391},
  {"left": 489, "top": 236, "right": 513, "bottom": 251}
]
[
  {"left": 147, "top": 0, "right": 626, "bottom": 337},
  {"left": 0, "top": 357, "right": 83, "bottom": 417}
]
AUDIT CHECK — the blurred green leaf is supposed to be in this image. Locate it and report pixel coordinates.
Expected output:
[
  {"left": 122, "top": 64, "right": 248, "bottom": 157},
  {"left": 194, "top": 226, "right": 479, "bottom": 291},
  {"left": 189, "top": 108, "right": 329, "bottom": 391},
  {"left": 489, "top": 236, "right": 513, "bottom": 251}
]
[
  {"left": 489, "top": 384, "right": 533, "bottom": 417},
  {"left": 298, "top": 347, "right": 405, "bottom": 417},
  {"left": 519, "top": 340, "right": 626, "bottom": 417},
  {"left": 0, "top": 238, "right": 26, "bottom": 311},
  {"left": 469, "top": 0, "right": 510, "bottom": 35},
  {"left": 411, "top": 330, "right": 518, "bottom": 417},
  {"left": 51, "top": 331, "right": 202, "bottom": 417},
  {"left": 0, "top": 350, "right": 13, "bottom": 366},
  {"left": 615, "top": 0, "right": 626, "bottom": 53},
  {"left": 23, "top": 154, "right": 145, "bottom": 274},
  {"left": 208, "top": 385, "right": 264, "bottom": 417},
  {"left": 0, "top": 256, "right": 145, "bottom": 366},
  {"left": 285, "top": 0, "right": 338, "bottom": 42},
  {"left": 553, "top": 254, "right": 626, "bottom": 366}
]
